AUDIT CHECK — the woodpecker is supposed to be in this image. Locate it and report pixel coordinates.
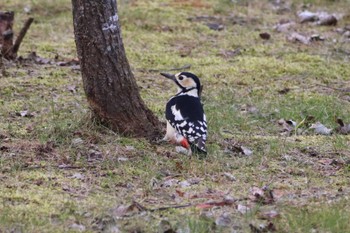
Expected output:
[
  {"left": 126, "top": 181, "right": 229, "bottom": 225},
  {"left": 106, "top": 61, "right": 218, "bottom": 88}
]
[{"left": 161, "top": 72, "right": 207, "bottom": 155}]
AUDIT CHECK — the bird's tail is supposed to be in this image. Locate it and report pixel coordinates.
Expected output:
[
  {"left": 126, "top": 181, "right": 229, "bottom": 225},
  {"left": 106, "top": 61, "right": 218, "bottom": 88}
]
[{"left": 190, "top": 138, "right": 207, "bottom": 155}]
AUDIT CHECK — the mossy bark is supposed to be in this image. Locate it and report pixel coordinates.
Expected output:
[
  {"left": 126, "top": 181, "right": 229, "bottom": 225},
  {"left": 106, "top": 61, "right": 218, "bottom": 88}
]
[{"left": 71, "top": 0, "right": 162, "bottom": 139}]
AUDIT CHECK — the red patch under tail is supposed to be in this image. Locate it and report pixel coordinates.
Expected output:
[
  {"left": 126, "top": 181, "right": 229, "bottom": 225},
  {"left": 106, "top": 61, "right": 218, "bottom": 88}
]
[{"left": 180, "top": 138, "right": 190, "bottom": 149}]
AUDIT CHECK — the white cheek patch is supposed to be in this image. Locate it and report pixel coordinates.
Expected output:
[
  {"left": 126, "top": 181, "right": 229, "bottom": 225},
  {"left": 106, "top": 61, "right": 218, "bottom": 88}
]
[
  {"left": 181, "top": 79, "right": 196, "bottom": 88},
  {"left": 171, "top": 105, "right": 184, "bottom": 121}
]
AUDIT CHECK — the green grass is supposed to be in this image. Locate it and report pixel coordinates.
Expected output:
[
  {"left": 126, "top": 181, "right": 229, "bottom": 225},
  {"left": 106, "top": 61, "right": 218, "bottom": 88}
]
[
  {"left": 1, "top": 0, "right": 350, "bottom": 232},
  {"left": 279, "top": 201, "right": 350, "bottom": 233}
]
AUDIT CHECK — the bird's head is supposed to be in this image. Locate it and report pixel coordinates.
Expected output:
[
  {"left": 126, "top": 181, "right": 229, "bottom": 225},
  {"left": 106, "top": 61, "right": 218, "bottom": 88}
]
[{"left": 161, "top": 72, "right": 203, "bottom": 97}]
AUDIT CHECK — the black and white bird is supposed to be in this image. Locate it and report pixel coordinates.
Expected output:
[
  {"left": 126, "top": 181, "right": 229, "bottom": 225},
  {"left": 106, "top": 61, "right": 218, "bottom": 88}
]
[{"left": 161, "top": 72, "right": 207, "bottom": 155}]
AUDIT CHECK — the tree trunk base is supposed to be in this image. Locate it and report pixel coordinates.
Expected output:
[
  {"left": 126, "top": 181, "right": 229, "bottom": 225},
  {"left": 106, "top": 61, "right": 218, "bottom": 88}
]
[{"left": 72, "top": 1, "right": 163, "bottom": 140}]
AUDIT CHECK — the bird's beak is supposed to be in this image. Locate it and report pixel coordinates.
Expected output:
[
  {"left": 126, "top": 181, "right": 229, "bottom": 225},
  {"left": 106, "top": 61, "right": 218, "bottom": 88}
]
[{"left": 160, "top": 72, "right": 176, "bottom": 81}]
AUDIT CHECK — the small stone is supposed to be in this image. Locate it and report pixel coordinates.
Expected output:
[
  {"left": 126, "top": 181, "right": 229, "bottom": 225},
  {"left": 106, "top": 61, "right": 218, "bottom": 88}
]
[
  {"left": 72, "top": 138, "right": 84, "bottom": 145},
  {"left": 179, "top": 180, "right": 191, "bottom": 188},
  {"left": 237, "top": 204, "right": 250, "bottom": 214},
  {"left": 71, "top": 173, "right": 84, "bottom": 180},
  {"left": 224, "top": 172, "right": 236, "bottom": 181},
  {"left": 215, "top": 213, "right": 232, "bottom": 226},
  {"left": 70, "top": 223, "right": 86, "bottom": 232},
  {"left": 117, "top": 157, "right": 129, "bottom": 162}
]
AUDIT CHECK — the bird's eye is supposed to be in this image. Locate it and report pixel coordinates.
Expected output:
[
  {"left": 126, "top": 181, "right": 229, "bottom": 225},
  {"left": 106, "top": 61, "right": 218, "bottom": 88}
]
[{"left": 178, "top": 76, "right": 184, "bottom": 81}]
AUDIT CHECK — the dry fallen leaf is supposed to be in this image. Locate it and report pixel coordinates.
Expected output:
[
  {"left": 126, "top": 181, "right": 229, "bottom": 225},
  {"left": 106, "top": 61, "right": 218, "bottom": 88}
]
[
  {"left": 206, "top": 23, "right": 224, "bottom": 31},
  {"left": 249, "top": 186, "right": 274, "bottom": 204},
  {"left": 259, "top": 210, "right": 280, "bottom": 220},
  {"left": 298, "top": 11, "right": 318, "bottom": 23},
  {"left": 336, "top": 118, "right": 350, "bottom": 135},
  {"left": 287, "top": 32, "right": 310, "bottom": 44},
  {"left": 175, "top": 189, "right": 185, "bottom": 197},
  {"left": 161, "top": 178, "right": 179, "bottom": 188},
  {"left": 117, "top": 157, "right": 129, "bottom": 162},
  {"left": 274, "top": 21, "right": 296, "bottom": 33},
  {"left": 278, "top": 87, "right": 291, "bottom": 94},
  {"left": 309, "top": 122, "right": 332, "bottom": 135},
  {"left": 70, "top": 173, "right": 85, "bottom": 180},
  {"left": 175, "top": 146, "right": 188, "bottom": 155},
  {"left": 72, "top": 137, "right": 84, "bottom": 145},
  {"left": 237, "top": 204, "right": 250, "bottom": 214},
  {"left": 230, "top": 146, "right": 253, "bottom": 156},
  {"left": 298, "top": 11, "right": 338, "bottom": 26},
  {"left": 218, "top": 49, "right": 241, "bottom": 58},
  {"left": 249, "top": 222, "right": 276, "bottom": 233},
  {"left": 259, "top": 32, "right": 271, "bottom": 40},
  {"left": 318, "top": 158, "right": 338, "bottom": 166},
  {"left": 310, "top": 34, "right": 325, "bottom": 41},
  {"left": 16, "top": 110, "right": 35, "bottom": 118},
  {"left": 241, "top": 146, "right": 253, "bottom": 156},
  {"left": 240, "top": 104, "right": 259, "bottom": 114},
  {"left": 250, "top": 186, "right": 264, "bottom": 198},
  {"left": 318, "top": 14, "right": 337, "bottom": 26},
  {"left": 57, "top": 57, "right": 80, "bottom": 67},
  {"left": 67, "top": 85, "right": 77, "bottom": 93},
  {"left": 215, "top": 213, "right": 232, "bottom": 227},
  {"left": 223, "top": 139, "right": 253, "bottom": 156},
  {"left": 277, "top": 118, "right": 295, "bottom": 134},
  {"left": 223, "top": 172, "right": 236, "bottom": 181},
  {"left": 70, "top": 223, "right": 86, "bottom": 232}
]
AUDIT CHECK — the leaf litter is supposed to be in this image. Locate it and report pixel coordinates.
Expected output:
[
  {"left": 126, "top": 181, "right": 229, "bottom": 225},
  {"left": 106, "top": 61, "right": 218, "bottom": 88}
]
[
  {"left": 309, "top": 122, "right": 332, "bottom": 135},
  {"left": 335, "top": 118, "right": 350, "bottom": 135},
  {"left": 298, "top": 10, "right": 340, "bottom": 26}
]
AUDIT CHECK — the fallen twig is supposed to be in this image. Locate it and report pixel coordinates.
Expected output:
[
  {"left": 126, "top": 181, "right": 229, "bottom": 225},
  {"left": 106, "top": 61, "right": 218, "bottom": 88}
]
[
  {"left": 19, "top": 164, "right": 95, "bottom": 170},
  {"left": 133, "top": 200, "right": 192, "bottom": 212}
]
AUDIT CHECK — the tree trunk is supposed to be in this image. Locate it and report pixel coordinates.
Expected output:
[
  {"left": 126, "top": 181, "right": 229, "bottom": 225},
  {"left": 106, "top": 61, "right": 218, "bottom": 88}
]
[
  {"left": 0, "top": 11, "right": 14, "bottom": 59},
  {"left": 72, "top": 0, "right": 162, "bottom": 139}
]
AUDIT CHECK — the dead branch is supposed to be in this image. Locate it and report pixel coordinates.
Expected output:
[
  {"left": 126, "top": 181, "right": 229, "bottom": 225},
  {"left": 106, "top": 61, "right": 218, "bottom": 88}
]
[
  {"left": 132, "top": 200, "right": 192, "bottom": 212},
  {"left": 10, "top": 17, "right": 34, "bottom": 56},
  {"left": 0, "top": 11, "right": 34, "bottom": 60}
]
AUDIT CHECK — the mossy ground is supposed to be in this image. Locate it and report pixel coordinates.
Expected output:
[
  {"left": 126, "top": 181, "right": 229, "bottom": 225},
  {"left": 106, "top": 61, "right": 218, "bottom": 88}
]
[{"left": 1, "top": 0, "right": 350, "bottom": 232}]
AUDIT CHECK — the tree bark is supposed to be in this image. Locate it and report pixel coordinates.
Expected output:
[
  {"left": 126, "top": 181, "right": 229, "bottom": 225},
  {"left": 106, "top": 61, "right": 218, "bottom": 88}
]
[
  {"left": 0, "top": 12, "right": 33, "bottom": 60},
  {"left": 0, "top": 11, "right": 14, "bottom": 59},
  {"left": 11, "top": 17, "right": 34, "bottom": 56},
  {"left": 72, "top": 0, "right": 162, "bottom": 139},
  {"left": 0, "top": 51, "right": 3, "bottom": 77}
]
